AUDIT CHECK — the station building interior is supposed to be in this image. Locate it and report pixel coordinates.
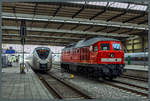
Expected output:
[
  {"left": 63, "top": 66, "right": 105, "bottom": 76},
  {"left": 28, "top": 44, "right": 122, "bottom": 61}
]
[{"left": 1, "top": 1, "right": 149, "bottom": 100}]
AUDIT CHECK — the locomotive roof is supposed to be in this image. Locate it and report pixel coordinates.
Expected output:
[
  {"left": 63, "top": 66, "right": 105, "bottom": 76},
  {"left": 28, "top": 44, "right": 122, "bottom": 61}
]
[{"left": 63, "top": 37, "right": 119, "bottom": 50}]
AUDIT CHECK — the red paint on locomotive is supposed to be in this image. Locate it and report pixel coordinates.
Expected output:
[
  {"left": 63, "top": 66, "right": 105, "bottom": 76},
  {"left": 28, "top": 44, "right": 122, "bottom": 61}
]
[{"left": 61, "top": 37, "right": 125, "bottom": 79}]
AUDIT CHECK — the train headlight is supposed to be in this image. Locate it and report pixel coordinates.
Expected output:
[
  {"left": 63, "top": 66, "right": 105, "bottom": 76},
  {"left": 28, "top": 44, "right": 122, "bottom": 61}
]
[{"left": 110, "top": 53, "right": 115, "bottom": 58}]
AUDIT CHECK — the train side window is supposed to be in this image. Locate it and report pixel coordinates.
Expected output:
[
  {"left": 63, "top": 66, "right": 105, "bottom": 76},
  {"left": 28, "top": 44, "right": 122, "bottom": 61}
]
[
  {"left": 93, "top": 46, "right": 98, "bottom": 52},
  {"left": 101, "top": 43, "right": 110, "bottom": 50}
]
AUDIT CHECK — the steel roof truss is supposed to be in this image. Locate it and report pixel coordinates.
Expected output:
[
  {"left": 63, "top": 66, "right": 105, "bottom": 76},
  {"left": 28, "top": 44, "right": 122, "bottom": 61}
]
[
  {"left": 3, "top": 12, "right": 148, "bottom": 30},
  {"left": 2, "top": 26, "right": 131, "bottom": 37},
  {"left": 89, "top": 2, "right": 109, "bottom": 20},
  {"left": 72, "top": 5, "right": 85, "bottom": 18}
]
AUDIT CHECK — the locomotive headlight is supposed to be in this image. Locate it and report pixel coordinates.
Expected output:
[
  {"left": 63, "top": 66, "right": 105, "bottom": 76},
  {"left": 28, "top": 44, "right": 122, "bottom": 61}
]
[{"left": 110, "top": 53, "right": 115, "bottom": 58}]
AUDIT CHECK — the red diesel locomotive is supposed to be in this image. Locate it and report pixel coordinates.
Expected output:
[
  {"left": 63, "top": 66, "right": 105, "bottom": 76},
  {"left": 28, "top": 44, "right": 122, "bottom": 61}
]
[{"left": 61, "top": 37, "right": 125, "bottom": 80}]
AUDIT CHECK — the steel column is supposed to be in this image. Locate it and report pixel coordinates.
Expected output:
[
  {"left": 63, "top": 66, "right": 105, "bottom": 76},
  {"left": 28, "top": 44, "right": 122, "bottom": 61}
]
[
  {"left": 0, "top": 0, "right": 2, "bottom": 99},
  {"left": 142, "top": 37, "right": 145, "bottom": 52},
  {"left": 131, "top": 39, "right": 134, "bottom": 52},
  {"left": 148, "top": 1, "right": 150, "bottom": 99}
]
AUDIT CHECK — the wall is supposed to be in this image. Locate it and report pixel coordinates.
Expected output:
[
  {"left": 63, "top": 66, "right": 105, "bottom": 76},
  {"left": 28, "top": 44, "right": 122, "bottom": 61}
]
[{"left": 125, "top": 36, "right": 148, "bottom": 53}]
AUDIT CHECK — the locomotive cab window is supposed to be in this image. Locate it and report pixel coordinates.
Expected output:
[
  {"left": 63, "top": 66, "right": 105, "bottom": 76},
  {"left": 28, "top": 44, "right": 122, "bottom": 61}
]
[
  {"left": 101, "top": 43, "right": 110, "bottom": 50},
  {"left": 113, "top": 43, "right": 121, "bottom": 51},
  {"left": 93, "top": 46, "right": 98, "bottom": 52}
]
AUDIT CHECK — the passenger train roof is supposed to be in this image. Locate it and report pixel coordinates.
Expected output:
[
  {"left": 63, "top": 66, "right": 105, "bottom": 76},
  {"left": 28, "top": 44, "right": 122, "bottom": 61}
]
[{"left": 63, "top": 37, "right": 119, "bottom": 50}]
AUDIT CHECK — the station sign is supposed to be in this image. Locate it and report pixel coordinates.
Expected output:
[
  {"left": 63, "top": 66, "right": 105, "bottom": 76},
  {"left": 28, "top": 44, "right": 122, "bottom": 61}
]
[{"left": 5, "top": 49, "right": 15, "bottom": 54}]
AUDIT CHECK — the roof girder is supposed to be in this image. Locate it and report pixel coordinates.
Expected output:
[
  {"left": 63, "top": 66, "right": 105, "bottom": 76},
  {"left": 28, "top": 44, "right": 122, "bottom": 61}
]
[
  {"left": 3, "top": 38, "right": 70, "bottom": 44},
  {"left": 3, "top": 33, "right": 83, "bottom": 40},
  {"left": 2, "top": 12, "right": 148, "bottom": 31},
  {"left": 2, "top": 40, "right": 67, "bottom": 46},
  {"left": 2, "top": 26, "right": 131, "bottom": 37}
]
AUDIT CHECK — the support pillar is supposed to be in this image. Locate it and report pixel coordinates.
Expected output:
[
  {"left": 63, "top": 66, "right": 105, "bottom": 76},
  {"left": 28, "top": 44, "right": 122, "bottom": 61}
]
[
  {"left": 0, "top": 0, "right": 2, "bottom": 99},
  {"left": 142, "top": 37, "right": 145, "bottom": 52},
  {"left": 148, "top": 1, "right": 150, "bottom": 99},
  {"left": 131, "top": 39, "right": 134, "bottom": 53}
]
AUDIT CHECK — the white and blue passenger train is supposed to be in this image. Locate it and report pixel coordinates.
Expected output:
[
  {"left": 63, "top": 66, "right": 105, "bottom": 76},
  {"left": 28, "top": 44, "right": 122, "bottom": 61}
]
[{"left": 28, "top": 47, "right": 53, "bottom": 71}]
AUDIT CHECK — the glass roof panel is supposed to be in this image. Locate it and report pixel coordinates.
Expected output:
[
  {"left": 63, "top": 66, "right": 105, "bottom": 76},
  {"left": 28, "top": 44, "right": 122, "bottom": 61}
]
[
  {"left": 129, "top": 4, "right": 147, "bottom": 11},
  {"left": 108, "top": 2, "right": 128, "bottom": 9},
  {"left": 88, "top": 2, "right": 107, "bottom": 6},
  {"left": 69, "top": 1, "right": 147, "bottom": 11}
]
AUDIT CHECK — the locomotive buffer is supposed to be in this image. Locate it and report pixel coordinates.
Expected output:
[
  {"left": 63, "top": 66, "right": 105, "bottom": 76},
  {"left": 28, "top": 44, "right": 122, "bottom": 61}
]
[{"left": 20, "top": 19, "right": 26, "bottom": 74}]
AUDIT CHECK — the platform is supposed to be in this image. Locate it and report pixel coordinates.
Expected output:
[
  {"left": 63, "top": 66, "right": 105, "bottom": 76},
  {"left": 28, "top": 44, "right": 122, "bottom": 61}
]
[
  {"left": 125, "top": 65, "right": 148, "bottom": 71},
  {"left": 124, "top": 65, "right": 148, "bottom": 79},
  {"left": 2, "top": 62, "right": 53, "bottom": 100}
]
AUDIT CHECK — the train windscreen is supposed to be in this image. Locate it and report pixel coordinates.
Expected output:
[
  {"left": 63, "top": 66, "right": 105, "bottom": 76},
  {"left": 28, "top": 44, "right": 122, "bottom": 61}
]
[
  {"left": 36, "top": 49, "right": 49, "bottom": 59},
  {"left": 112, "top": 43, "right": 121, "bottom": 51},
  {"left": 100, "top": 43, "right": 110, "bottom": 50}
]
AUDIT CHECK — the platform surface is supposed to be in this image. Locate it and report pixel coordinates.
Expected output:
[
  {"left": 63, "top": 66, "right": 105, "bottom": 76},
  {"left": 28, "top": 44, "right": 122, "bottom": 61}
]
[
  {"left": 2, "top": 62, "right": 53, "bottom": 100},
  {"left": 125, "top": 65, "right": 148, "bottom": 71}
]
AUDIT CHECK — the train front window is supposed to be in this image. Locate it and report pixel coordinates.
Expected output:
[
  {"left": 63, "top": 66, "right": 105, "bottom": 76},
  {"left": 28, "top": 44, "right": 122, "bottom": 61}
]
[
  {"left": 101, "top": 43, "right": 110, "bottom": 50},
  {"left": 113, "top": 43, "right": 121, "bottom": 51},
  {"left": 36, "top": 49, "right": 49, "bottom": 59}
]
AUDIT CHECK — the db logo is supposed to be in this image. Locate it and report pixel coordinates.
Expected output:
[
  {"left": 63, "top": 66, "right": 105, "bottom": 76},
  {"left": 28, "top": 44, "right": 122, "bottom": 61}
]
[{"left": 110, "top": 53, "right": 115, "bottom": 58}]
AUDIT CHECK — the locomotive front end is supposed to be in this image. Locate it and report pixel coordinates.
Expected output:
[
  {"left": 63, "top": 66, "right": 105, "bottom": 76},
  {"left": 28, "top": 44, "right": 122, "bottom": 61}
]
[{"left": 98, "top": 41, "right": 125, "bottom": 79}]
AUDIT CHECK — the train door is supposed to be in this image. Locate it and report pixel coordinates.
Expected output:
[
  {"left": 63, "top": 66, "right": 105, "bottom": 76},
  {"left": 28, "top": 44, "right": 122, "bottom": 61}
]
[{"left": 90, "top": 44, "right": 98, "bottom": 64}]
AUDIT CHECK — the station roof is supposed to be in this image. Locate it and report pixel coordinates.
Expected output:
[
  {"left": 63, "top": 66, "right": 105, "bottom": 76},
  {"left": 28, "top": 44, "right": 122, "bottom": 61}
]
[{"left": 2, "top": 2, "right": 148, "bottom": 46}]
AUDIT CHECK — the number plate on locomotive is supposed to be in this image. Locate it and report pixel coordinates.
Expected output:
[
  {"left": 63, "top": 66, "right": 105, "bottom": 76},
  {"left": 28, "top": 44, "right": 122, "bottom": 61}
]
[{"left": 101, "top": 58, "right": 121, "bottom": 62}]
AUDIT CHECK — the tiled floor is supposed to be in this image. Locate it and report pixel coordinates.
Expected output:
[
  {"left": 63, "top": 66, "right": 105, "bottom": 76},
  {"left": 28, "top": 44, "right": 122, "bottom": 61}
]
[{"left": 2, "top": 63, "right": 53, "bottom": 100}]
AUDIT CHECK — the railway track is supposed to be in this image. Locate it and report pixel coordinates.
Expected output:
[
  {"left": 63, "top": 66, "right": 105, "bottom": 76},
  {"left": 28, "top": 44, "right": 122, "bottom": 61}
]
[
  {"left": 52, "top": 65, "right": 148, "bottom": 98},
  {"left": 37, "top": 72, "right": 94, "bottom": 99},
  {"left": 103, "top": 80, "right": 148, "bottom": 98},
  {"left": 121, "top": 75, "right": 148, "bottom": 82}
]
